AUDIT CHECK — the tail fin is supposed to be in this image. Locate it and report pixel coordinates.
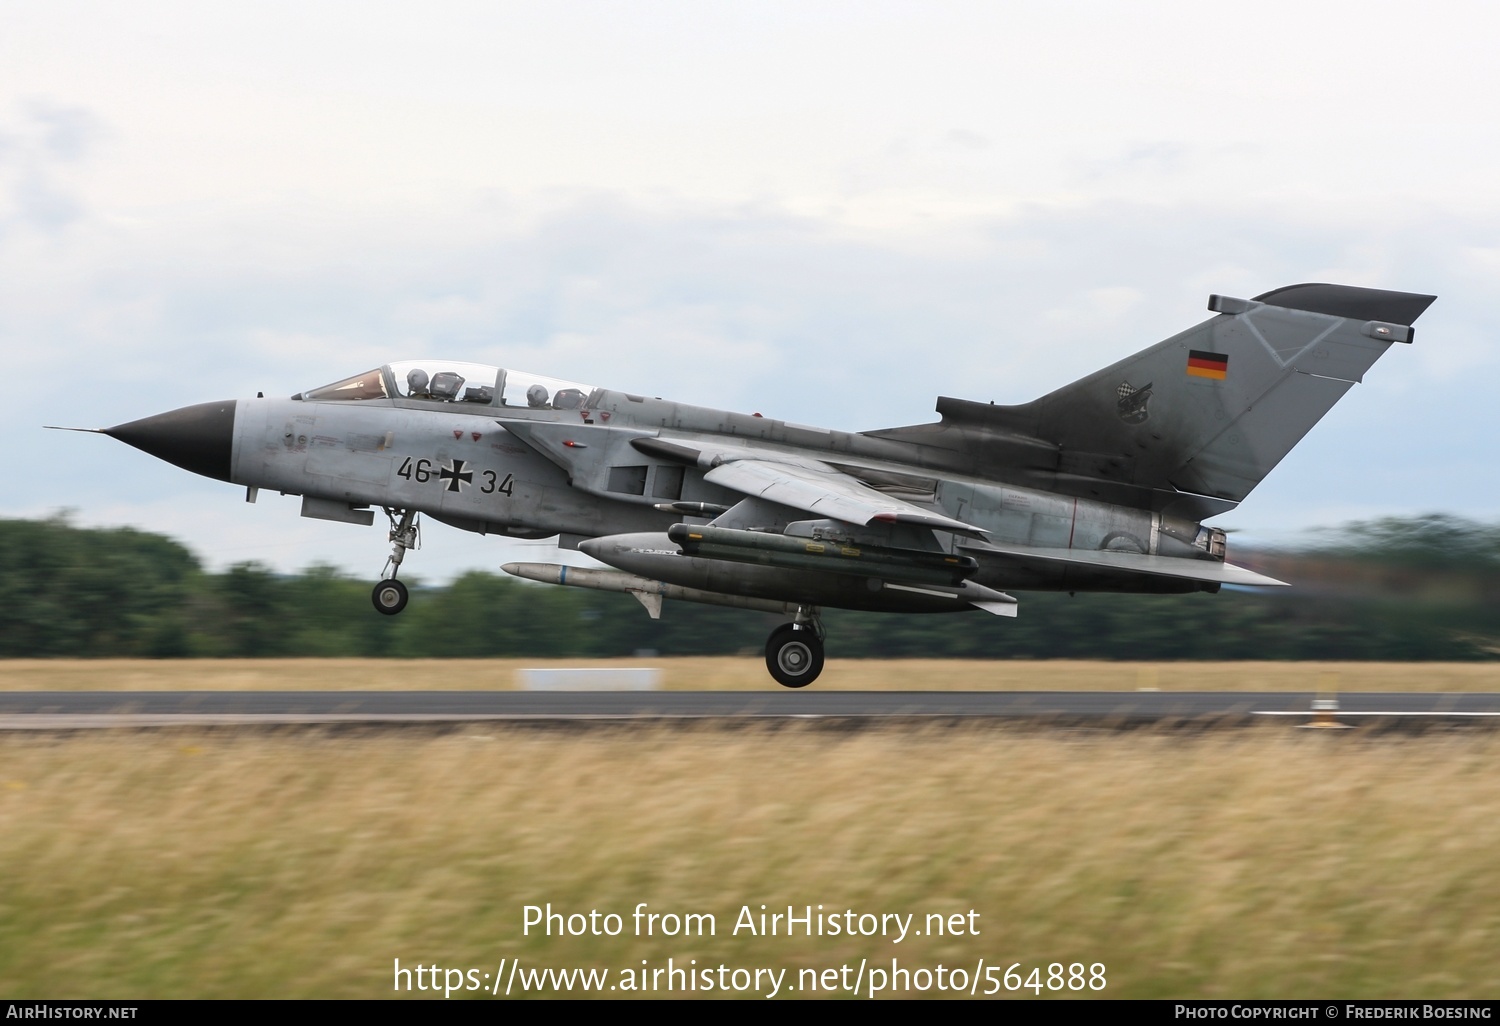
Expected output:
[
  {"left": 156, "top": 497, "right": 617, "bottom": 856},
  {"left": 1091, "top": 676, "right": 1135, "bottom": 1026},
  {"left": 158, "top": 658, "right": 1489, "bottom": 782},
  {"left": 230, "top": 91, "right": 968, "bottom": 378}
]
[{"left": 871, "top": 284, "right": 1435, "bottom": 514}]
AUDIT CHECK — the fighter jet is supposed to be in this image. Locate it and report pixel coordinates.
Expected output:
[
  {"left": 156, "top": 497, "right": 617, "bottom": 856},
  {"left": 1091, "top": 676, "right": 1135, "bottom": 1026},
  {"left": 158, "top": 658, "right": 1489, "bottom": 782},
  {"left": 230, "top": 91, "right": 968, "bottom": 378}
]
[{"left": 63, "top": 283, "right": 1435, "bottom": 687}]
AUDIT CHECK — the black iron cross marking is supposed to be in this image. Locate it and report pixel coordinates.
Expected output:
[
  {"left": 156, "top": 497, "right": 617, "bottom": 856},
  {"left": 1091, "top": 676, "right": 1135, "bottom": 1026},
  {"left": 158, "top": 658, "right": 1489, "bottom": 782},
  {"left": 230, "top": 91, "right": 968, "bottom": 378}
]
[{"left": 440, "top": 459, "right": 473, "bottom": 493}]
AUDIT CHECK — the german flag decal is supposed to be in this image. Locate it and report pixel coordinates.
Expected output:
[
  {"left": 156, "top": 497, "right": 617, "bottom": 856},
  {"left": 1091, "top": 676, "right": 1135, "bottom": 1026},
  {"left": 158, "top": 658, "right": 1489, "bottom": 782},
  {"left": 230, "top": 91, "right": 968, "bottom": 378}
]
[{"left": 1186, "top": 349, "right": 1229, "bottom": 380}]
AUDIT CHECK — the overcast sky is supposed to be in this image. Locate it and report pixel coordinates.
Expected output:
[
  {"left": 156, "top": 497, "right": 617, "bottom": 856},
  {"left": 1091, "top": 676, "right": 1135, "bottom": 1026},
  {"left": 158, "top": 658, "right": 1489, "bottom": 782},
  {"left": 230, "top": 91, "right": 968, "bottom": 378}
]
[{"left": 3, "top": 2, "right": 1497, "bottom": 582}]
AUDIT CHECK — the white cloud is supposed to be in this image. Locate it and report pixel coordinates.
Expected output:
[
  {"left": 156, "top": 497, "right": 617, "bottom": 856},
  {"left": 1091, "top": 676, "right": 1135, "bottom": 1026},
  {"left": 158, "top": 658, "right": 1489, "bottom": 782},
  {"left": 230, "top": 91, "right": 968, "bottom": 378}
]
[{"left": 4, "top": 3, "right": 1499, "bottom": 577}]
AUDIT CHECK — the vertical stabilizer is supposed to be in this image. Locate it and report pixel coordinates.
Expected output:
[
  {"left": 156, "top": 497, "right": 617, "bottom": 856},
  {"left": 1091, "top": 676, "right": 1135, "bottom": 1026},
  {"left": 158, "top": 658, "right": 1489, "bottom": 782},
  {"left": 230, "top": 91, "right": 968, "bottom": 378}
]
[{"left": 880, "top": 284, "right": 1434, "bottom": 507}]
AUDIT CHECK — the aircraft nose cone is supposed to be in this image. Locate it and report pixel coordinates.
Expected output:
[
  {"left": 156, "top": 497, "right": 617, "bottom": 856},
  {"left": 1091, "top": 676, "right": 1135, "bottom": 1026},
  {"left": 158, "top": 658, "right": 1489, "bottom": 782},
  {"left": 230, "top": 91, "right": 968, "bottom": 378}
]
[{"left": 104, "top": 400, "right": 238, "bottom": 482}]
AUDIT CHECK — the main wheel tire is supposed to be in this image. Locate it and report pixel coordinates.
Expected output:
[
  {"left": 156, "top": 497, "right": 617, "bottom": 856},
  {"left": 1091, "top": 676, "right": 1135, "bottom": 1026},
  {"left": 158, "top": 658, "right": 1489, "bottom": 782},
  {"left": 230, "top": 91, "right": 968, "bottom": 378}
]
[
  {"left": 371, "top": 578, "right": 409, "bottom": 616},
  {"left": 765, "top": 623, "right": 824, "bottom": 688}
]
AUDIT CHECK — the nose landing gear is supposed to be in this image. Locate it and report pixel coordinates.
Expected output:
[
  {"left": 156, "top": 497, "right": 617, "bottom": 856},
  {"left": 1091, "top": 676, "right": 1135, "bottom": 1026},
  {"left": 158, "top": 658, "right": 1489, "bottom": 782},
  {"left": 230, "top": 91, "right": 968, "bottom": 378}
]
[
  {"left": 371, "top": 508, "right": 420, "bottom": 616},
  {"left": 765, "top": 606, "right": 824, "bottom": 688}
]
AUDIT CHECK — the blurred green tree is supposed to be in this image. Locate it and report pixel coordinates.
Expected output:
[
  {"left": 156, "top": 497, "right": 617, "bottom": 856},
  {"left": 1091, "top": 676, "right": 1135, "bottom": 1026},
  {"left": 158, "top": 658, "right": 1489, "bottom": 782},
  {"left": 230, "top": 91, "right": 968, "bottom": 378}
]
[{"left": 4, "top": 513, "right": 1500, "bottom": 661}]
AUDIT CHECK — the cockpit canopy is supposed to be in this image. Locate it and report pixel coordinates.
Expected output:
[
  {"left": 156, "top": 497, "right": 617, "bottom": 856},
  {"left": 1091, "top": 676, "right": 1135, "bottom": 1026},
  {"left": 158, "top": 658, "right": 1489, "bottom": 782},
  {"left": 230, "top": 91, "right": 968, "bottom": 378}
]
[{"left": 298, "top": 361, "right": 596, "bottom": 410}]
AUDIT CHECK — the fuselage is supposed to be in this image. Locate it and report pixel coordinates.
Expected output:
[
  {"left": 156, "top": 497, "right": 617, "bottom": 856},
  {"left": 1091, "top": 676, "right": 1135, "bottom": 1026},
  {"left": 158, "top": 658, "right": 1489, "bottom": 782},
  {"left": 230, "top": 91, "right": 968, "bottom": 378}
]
[{"left": 110, "top": 358, "right": 1221, "bottom": 615}]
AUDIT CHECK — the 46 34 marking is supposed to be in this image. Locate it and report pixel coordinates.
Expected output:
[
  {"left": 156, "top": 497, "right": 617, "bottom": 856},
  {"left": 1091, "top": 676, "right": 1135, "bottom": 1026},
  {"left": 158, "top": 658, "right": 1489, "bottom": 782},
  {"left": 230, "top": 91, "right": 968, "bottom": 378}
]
[{"left": 398, "top": 457, "right": 513, "bottom": 496}]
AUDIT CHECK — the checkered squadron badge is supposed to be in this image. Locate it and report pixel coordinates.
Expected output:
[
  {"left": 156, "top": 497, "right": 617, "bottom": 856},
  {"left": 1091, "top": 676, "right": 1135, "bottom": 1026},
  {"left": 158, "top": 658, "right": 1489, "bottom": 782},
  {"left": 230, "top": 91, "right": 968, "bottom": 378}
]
[{"left": 1116, "top": 380, "right": 1153, "bottom": 424}]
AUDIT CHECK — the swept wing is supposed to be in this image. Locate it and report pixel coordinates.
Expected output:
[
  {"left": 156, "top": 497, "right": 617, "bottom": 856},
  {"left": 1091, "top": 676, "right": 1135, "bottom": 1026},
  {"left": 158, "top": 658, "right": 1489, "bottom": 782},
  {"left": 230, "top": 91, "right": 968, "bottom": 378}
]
[{"left": 700, "top": 457, "right": 984, "bottom": 537}]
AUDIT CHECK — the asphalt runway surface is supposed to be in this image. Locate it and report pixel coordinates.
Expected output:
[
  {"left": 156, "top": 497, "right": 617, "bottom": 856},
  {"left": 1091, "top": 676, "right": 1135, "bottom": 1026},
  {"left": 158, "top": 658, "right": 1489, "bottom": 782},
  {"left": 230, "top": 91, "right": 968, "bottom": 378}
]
[{"left": 3, "top": 690, "right": 1500, "bottom": 729}]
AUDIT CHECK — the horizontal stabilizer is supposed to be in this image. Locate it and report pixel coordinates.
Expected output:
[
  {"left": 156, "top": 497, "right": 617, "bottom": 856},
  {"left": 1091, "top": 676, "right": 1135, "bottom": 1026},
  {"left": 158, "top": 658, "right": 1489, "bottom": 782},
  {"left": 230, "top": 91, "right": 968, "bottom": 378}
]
[
  {"left": 960, "top": 541, "right": 1287, "bottom": 587},
  {"left": 882, "top": 579, "right": 1020, "bottom": 617}
]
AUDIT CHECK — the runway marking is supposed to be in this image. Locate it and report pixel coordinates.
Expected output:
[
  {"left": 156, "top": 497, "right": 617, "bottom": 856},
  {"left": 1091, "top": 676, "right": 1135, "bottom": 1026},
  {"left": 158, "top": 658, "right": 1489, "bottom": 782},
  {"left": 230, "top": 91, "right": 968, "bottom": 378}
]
[
  {"left": 5, "top": 693, "right": 1500, "bottom": 732},
  {"left": 1253, "top": 711, "right": 1500, "bottom": 717}
]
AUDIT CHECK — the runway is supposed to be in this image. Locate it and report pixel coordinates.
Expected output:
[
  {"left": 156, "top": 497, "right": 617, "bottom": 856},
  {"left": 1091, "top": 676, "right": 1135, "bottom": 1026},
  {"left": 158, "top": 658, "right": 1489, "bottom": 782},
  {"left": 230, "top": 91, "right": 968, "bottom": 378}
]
[{"left": 3, "top": 690, "right": 1500, "bottom": 729}]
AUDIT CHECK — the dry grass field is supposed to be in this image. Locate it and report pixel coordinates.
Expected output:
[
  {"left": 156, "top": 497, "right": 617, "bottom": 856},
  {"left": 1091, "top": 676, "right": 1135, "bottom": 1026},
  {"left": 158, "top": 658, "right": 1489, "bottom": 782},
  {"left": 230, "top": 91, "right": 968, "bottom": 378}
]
[
  {"left": 3, "top": 657, "right": 1500, "bottom": 692},
  {"left": 2, "top": 726, "right": 1499, "bottom": 999},
  {"left": 4, "top": 659, "right": 1497, "bottom": 998}
]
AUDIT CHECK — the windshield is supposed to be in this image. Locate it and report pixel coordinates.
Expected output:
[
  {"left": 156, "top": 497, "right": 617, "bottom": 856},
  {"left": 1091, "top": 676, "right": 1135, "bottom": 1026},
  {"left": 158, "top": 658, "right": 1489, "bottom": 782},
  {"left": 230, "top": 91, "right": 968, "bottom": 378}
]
[{"left": 300, "top": 368, "right": 388, "bottom": 401}]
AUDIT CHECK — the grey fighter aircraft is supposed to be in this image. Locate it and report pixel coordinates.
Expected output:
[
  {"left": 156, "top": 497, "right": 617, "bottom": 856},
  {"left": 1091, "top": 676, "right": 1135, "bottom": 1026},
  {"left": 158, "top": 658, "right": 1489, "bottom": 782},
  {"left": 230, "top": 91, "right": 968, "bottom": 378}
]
[{"left": 60, "top": 283, "right": 1435, "bottom": 687}]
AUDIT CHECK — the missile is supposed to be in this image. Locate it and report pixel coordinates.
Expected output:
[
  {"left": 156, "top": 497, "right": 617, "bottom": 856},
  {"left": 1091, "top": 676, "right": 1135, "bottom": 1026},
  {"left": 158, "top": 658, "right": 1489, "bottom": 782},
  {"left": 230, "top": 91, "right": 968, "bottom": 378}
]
[
  {"left": 665, "top": 523, "right": 978, "bottom": 586},
  {"left": 652, "top": 501, "right": 732, "bottom": 516},
  {"left": 573, "top": 533, "right": 1020, "bottom": 615},
  {"left": 500, "top": 561, "right": 796, "bottom": 619}
]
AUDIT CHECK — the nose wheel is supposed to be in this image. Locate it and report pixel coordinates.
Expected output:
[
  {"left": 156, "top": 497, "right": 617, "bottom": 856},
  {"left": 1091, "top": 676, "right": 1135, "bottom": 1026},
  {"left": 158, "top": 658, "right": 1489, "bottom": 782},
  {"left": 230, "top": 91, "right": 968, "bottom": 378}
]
[
  {"left": 371, "top": 578, "right": 409, "bottom": 616},
  {"left": 372, "top": 508, "right": 420, "bottom": 616},
  {"left": 765, "top": 611, "right": 825, "bottom": 688}
]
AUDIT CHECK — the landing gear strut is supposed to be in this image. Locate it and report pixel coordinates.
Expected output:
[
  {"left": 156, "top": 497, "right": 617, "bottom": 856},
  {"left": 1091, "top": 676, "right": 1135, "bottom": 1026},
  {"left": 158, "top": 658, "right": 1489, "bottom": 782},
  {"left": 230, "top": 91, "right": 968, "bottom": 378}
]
[
  {"left": 371, "top": 508, "right": 420, "bottom": 616},
  {"left": 765, "top": 606, "right": 824, "bottom": 688}
]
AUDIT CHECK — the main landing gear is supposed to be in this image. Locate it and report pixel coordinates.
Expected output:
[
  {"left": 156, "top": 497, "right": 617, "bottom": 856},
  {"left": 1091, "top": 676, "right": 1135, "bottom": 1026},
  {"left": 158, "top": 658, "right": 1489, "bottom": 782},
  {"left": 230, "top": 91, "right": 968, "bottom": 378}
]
[
  {"left": 371, "top": 508, "right": 420, "bottom": 616},
  {"left": 765, "top": 606, "right": 824, "bottom": 688}
]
